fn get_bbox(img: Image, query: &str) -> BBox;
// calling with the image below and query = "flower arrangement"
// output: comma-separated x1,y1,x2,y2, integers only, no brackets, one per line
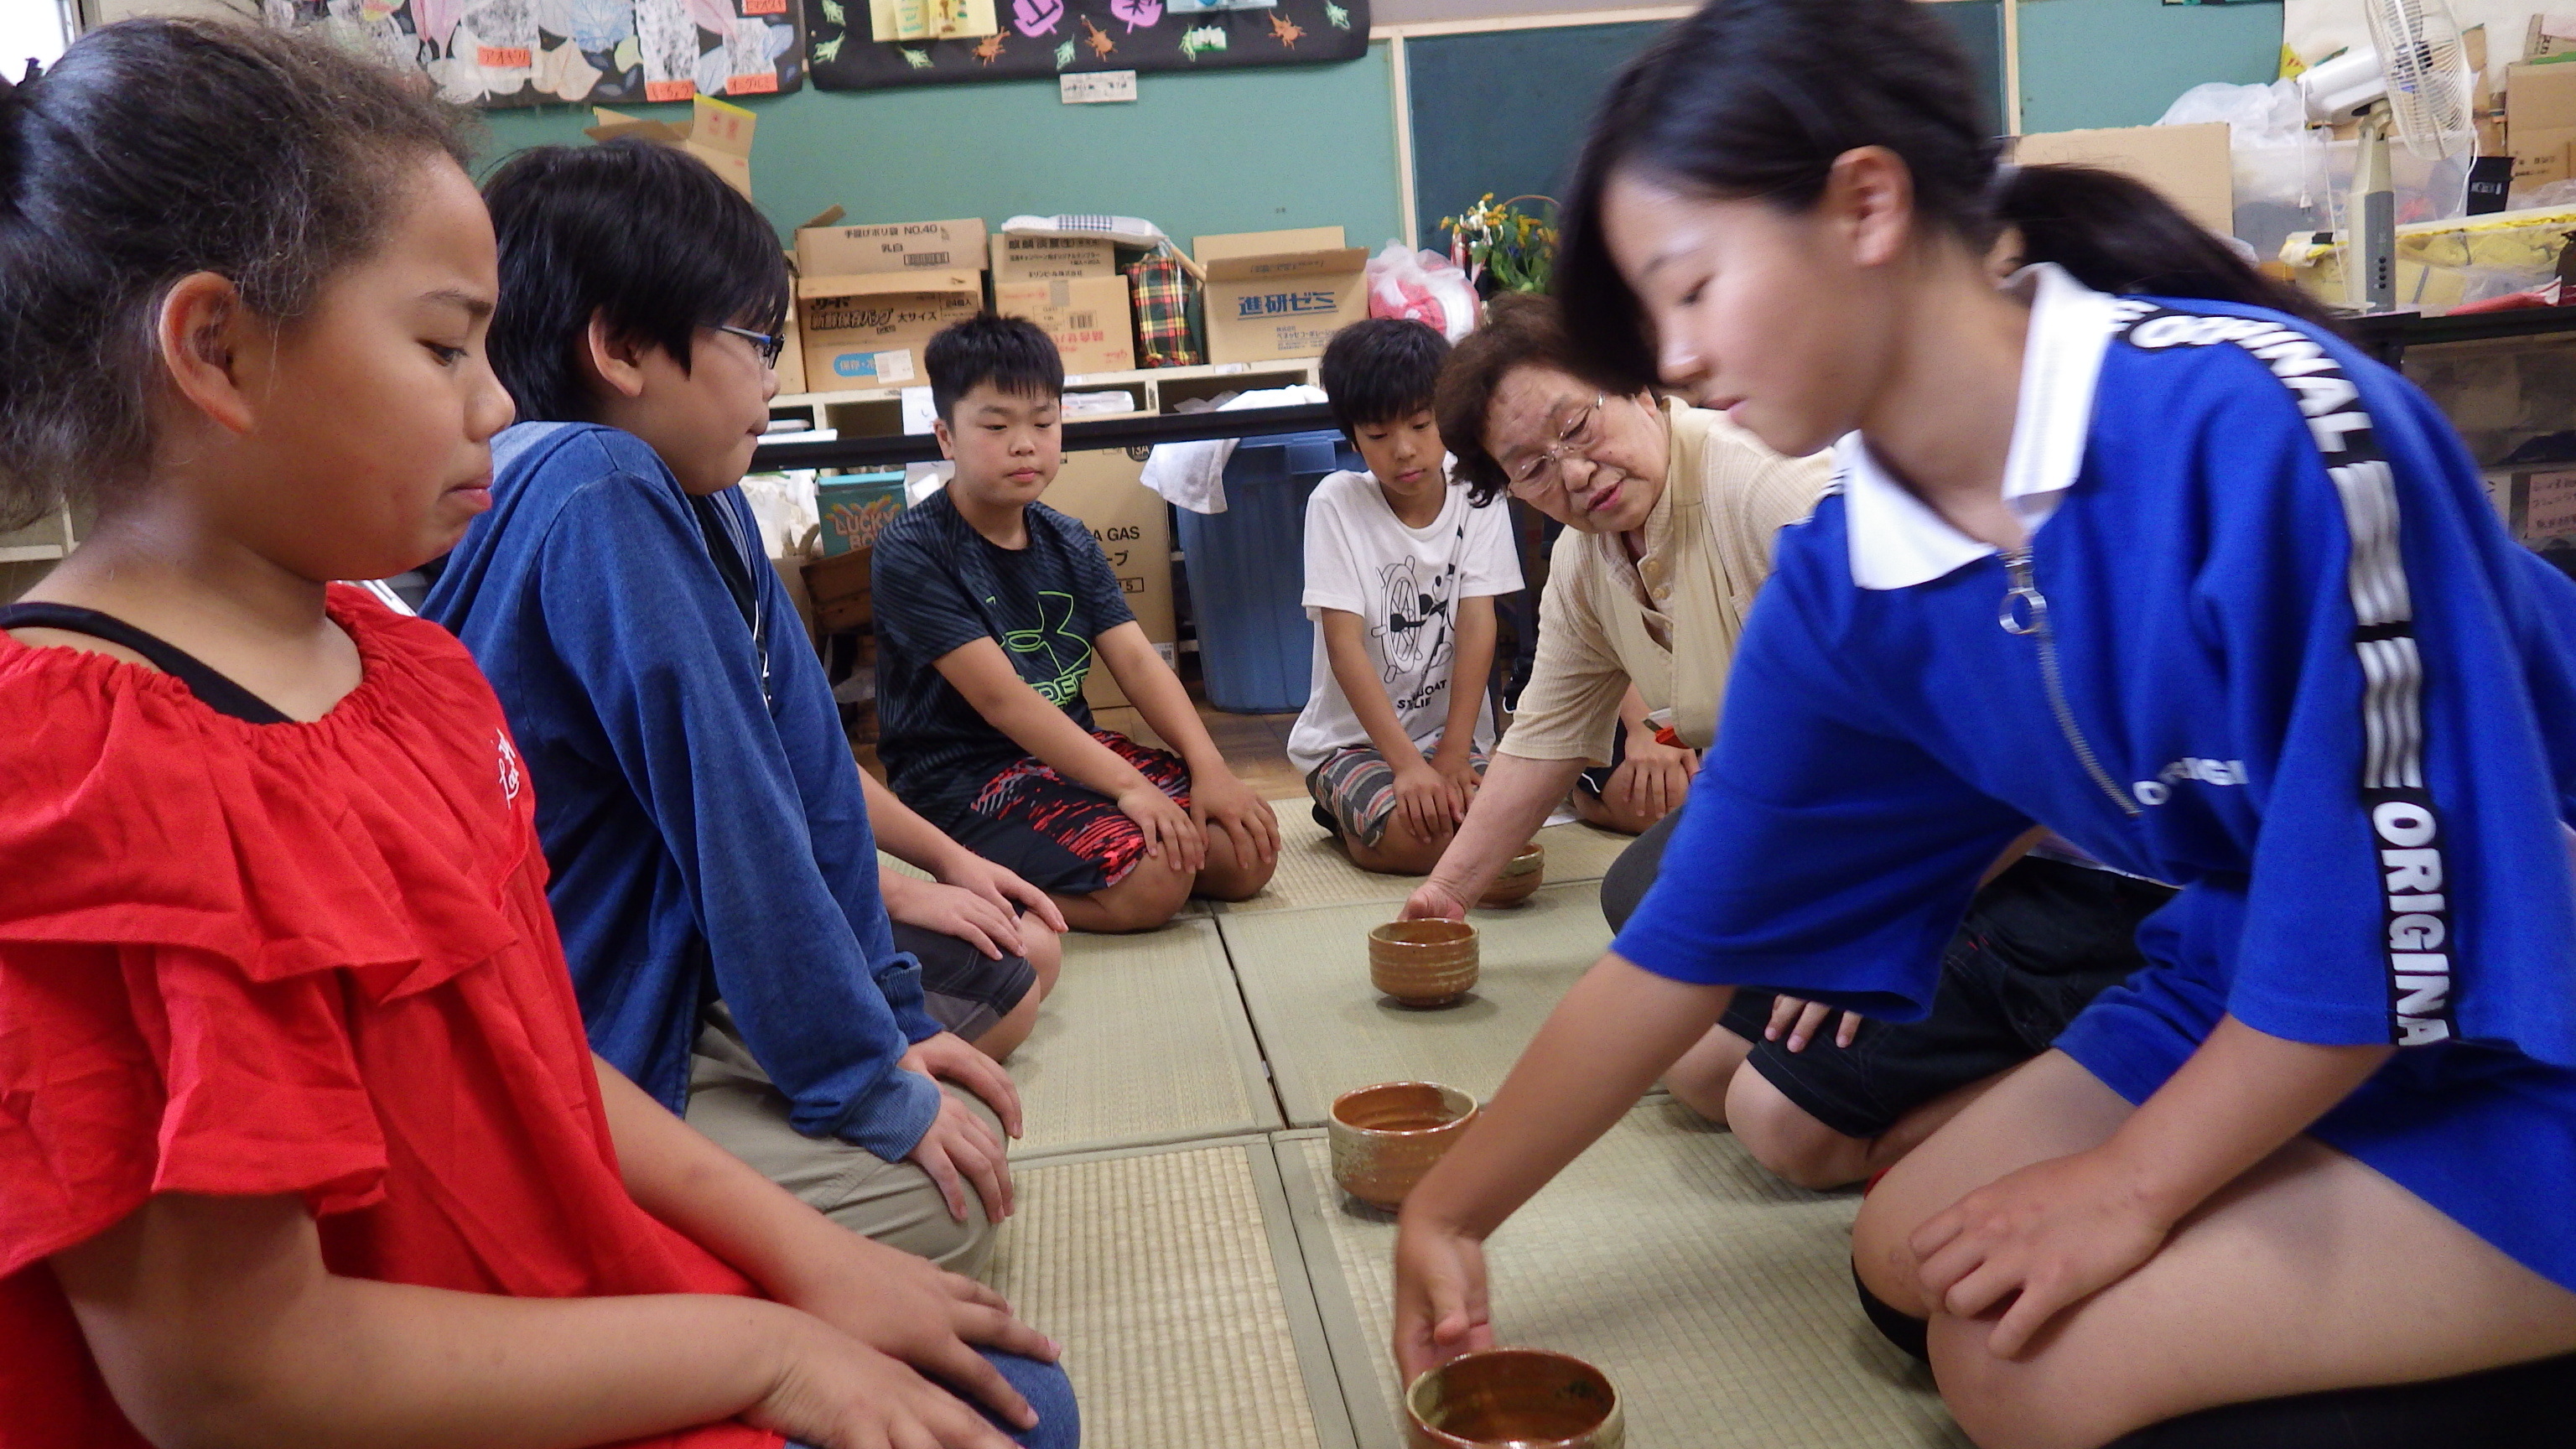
1440,193,1558,295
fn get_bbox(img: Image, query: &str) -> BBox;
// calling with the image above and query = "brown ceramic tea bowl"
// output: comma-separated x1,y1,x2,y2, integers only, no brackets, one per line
1405,1348,1624,1449
1476,841,1546,908
1327,1081,1478,1210
1369,918,1479,1007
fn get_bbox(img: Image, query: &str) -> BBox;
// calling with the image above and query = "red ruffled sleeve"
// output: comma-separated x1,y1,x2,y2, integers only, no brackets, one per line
0,591,777,1449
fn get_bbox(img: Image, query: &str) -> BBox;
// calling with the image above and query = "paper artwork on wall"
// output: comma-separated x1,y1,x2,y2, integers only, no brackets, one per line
261,0,805,106
803,0,1359,87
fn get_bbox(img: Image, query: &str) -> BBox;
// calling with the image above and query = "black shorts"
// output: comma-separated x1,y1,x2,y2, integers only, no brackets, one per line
1574,725,1629,799
1718,855,2179,1140
892,922,1041,1041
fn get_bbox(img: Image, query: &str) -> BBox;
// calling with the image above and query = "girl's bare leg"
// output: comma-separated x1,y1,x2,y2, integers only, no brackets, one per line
1855,1051,2576,1449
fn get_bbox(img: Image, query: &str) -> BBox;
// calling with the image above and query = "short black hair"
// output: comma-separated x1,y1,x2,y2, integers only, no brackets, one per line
1322,318,1450,442
480,141,790,423
927,313,1062,423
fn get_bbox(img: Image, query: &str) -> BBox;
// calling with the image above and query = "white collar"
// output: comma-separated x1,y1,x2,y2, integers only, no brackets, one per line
1836,263,2122,590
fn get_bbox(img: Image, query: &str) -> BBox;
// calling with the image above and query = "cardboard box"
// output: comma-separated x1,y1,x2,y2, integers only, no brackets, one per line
2511,128,2576,190
991,234,1119,281
995,276,1136,376
1194,226,1369,365
2509,60,2576,134
797,211,989,278
775,284,808,397
585,96,757,200
815,472,908,556
798,272,982,391
2012,123,2234,237
1043,449,1175,708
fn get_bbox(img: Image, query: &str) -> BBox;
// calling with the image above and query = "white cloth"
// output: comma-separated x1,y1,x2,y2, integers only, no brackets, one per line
1285,470,1524,773
1138,385,1328,513
1836,262,2121,590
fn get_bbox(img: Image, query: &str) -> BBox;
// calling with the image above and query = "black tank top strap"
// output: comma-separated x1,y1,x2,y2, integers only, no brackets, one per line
0,603,294,724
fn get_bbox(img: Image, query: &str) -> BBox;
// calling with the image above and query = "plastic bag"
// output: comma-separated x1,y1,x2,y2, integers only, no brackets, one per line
2158,79,2325,257
1365,242,1479,341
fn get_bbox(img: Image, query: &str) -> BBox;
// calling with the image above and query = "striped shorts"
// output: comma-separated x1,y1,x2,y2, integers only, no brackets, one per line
1304,742,1489,849
954,730,1194,895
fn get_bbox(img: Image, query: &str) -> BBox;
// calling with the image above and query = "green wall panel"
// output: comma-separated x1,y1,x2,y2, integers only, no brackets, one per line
475,41,1403,252
2018,0,2283,133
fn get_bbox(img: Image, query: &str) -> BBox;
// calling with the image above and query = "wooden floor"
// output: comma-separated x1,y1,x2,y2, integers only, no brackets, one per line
1092,700,1308,798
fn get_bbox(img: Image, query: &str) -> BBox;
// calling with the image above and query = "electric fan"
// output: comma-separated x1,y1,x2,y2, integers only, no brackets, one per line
2298,0,2473,311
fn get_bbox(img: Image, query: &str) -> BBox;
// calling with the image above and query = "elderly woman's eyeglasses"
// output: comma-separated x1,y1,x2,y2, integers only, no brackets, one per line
714,323,785,366
1505,395,1607,500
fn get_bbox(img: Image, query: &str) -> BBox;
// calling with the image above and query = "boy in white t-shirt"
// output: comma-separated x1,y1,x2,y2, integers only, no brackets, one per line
1290,319,1525,875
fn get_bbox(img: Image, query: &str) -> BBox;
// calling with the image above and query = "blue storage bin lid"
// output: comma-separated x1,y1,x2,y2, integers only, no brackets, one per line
1225,428,1355,483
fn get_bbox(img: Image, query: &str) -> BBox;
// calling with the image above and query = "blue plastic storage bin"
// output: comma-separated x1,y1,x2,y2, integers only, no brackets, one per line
1176,429,1363,714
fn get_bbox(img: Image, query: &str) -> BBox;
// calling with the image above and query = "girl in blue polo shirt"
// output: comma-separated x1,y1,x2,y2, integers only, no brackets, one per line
1390,1,2576,1443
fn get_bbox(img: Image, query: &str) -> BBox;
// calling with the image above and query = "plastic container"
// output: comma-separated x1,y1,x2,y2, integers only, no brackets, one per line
1176,428,1361,713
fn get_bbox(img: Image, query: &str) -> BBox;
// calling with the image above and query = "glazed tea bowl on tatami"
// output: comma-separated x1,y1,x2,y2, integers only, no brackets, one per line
1476,840,1545,907
1327,1081,1478,1210
1405,1348,1624,1449
1368,918,1479,1006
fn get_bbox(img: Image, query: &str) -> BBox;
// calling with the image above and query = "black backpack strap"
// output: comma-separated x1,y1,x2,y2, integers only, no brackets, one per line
0,603,293,724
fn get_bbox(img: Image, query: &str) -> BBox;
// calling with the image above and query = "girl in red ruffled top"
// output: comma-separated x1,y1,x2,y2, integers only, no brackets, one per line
0,21,1069,1449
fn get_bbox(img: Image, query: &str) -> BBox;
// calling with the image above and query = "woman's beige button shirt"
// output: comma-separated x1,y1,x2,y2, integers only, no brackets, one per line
1498,397,1833,763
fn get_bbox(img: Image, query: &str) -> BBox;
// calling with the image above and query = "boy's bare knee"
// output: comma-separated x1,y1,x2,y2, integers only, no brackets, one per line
1850,1188,1934,1319
1346,819,1448,876
1727,1070,1870,1190
1573,782,1659,837
1057,865,1189,932
1021,921,1062,995
1193,832,1276,901
973,985,1040,1062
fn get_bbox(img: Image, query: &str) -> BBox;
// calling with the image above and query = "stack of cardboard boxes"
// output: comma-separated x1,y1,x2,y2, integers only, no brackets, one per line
992,235,1135,376
792,211,988,393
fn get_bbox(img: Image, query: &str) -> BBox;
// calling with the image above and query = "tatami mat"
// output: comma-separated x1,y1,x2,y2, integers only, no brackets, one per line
988,1140,1354,1449
1219,881,1613,1128
1277,1102,1969,1449
1006,919,1280,1158
1218,802,1637,916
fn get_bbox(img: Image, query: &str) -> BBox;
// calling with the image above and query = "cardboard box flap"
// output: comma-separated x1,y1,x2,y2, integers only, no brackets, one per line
799,271,983,299
2011,123,2233,236
2510,61,2576,134
1194,226,1347,263
802,205,849,230
584,106,682,144
1202,247,1370,282
684,95,756,160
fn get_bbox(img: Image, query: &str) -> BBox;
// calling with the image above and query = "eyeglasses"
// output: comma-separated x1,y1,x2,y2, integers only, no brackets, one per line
714,323,785,366
1504,394,1607,500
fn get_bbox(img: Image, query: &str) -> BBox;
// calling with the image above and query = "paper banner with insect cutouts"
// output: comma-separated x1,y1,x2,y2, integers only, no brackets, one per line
803,0,1361,89
262,0,804,108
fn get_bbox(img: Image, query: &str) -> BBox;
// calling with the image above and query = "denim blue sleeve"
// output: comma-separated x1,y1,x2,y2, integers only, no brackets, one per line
534,480,940,1159
730,491,940,1044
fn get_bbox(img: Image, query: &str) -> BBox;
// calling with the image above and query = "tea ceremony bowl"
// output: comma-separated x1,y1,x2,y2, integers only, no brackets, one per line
1476,841,1546,908
1405,1348,1624,1449
1368,918,1480,1007
1327,1081,1478,1211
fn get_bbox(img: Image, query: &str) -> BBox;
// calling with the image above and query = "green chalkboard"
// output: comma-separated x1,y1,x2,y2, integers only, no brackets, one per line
1405,4,2003,250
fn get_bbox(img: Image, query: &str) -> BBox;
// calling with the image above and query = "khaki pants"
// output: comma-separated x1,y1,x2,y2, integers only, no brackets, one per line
685,1004,1000,1280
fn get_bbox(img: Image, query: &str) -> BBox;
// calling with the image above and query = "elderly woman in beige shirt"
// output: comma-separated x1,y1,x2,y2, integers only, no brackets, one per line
1401,295,1829,925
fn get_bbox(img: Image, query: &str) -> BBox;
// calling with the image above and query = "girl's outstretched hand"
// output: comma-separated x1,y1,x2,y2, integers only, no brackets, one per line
1393,1216,1496,1385
1906,1145,2177,1358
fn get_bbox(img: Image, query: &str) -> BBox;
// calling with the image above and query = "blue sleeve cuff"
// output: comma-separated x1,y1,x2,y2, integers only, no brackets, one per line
871,951,943,1043
828,1063,944,1161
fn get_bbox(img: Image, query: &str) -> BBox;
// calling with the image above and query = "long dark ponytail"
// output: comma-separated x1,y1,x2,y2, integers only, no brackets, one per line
1557,0,2331,388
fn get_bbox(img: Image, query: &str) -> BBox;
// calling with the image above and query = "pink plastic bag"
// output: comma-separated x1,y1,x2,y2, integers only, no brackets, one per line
1365,242,1479,340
